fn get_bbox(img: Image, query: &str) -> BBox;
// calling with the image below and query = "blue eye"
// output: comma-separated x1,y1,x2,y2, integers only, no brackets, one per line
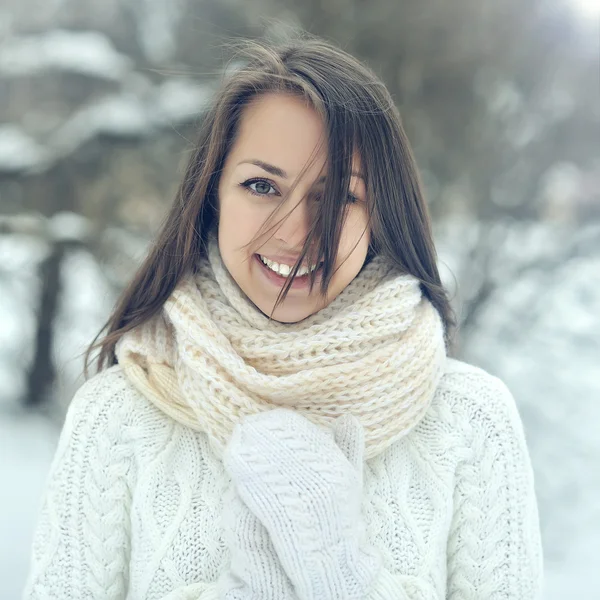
241,178,359,204
241,178,278,197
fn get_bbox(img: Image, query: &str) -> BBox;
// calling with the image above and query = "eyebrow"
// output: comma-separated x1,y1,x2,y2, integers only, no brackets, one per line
237,159,365,182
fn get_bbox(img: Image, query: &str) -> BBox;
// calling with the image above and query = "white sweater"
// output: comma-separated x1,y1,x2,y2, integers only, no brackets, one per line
23,357,543,599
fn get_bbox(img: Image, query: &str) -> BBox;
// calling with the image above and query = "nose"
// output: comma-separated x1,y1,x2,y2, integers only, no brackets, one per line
273,195,312,250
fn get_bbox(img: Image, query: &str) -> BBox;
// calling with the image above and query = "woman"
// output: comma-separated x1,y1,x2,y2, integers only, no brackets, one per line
23,34,543,599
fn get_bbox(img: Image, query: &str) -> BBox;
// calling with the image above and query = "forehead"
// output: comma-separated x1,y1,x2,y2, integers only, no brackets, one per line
229,93,362,178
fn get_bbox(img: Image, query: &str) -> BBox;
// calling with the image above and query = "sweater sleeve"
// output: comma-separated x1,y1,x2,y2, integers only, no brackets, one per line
22,370,134,600
445,374,544,600
360,374,544,600
21,369,291,600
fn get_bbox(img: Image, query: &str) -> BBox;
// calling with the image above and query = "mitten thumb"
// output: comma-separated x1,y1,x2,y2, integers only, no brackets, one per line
333,413,365,484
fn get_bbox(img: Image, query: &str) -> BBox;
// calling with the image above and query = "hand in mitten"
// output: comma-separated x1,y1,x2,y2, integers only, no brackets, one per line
223,408,382,600
217,478,297,599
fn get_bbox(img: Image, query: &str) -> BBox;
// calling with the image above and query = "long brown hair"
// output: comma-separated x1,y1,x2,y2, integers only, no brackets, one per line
85,32,456,375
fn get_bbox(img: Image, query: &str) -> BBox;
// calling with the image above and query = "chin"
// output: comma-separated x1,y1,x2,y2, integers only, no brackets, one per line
259,303,313,324
247,292,317,323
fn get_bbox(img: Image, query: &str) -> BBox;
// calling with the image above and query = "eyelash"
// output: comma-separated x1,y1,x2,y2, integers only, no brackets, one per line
240,178,359,204
240,178,279,198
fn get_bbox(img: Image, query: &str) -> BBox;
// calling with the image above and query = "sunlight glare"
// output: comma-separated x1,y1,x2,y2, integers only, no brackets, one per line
571,0,600,18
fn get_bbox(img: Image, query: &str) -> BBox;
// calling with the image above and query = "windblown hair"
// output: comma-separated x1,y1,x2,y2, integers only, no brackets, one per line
85,32,456,375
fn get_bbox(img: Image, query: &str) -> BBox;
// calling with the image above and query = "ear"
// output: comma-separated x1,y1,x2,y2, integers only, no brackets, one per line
333,413,365,474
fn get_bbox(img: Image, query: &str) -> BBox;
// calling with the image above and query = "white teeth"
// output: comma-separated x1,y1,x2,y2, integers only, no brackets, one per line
259,255,320,277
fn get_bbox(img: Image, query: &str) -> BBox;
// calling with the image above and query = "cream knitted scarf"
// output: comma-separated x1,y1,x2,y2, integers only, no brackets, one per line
115,231,447,461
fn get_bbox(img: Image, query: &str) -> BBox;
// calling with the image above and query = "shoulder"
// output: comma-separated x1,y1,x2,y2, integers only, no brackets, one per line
430,357,529,446
70,364,149,418
437,357,520,416
64,365,171,448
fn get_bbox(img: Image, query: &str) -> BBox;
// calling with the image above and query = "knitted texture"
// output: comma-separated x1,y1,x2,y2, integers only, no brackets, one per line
23,359,544,599
223,408,383,600
216,481,297,599
115,229,447,461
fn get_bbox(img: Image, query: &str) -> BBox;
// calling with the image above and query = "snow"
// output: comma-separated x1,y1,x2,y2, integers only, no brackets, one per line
154,79,214,126
0,30,132,80
0,28,212,175
50,93,154,156
36,81,211,161
47,211,94,243
0,233,48,408
135,0,185,64
53,248,118,406
0,409,58,600
0,125,49,174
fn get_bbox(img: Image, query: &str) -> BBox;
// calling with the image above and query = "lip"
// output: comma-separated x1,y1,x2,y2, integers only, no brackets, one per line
254,254,323,290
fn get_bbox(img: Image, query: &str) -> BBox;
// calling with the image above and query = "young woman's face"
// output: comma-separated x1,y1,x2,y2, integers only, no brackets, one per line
217,92,370,323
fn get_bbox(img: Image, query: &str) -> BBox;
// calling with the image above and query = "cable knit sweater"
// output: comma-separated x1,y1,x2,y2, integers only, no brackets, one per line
22,357,543,599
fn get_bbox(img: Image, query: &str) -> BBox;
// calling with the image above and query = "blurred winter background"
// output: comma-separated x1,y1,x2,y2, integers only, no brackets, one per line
0,0,598,598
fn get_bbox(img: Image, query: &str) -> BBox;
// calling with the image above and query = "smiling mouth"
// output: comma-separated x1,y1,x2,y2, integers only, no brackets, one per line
257,254,323,277
254,254,324,289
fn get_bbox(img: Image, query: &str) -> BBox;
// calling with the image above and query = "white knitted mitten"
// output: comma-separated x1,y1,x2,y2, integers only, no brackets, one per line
217,479,297,599
223,408,382,600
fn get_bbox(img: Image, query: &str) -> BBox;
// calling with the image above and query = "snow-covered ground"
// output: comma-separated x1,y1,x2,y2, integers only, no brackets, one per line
1,409,58,600
1,219,599,599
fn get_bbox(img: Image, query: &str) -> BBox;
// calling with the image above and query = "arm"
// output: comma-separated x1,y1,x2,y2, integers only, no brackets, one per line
22,374,134,600
22,369,296,600
155,480,297,600
22,373,296,600
364,375,543,600
129,485,297,600
445,376,544,600
215,480,298,599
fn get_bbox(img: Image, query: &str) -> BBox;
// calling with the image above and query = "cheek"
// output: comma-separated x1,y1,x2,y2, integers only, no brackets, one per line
338,207,370,260
219,189,273,247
